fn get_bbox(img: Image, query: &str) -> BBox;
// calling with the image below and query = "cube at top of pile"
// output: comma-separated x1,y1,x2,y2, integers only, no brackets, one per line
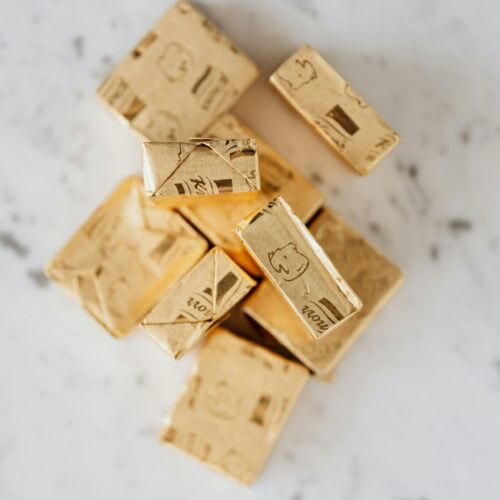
97,1,259,141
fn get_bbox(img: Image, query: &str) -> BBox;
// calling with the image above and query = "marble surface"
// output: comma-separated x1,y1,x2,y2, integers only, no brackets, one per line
1,0,499,498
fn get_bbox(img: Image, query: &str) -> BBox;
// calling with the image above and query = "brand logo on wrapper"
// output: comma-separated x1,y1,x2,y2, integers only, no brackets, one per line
301,297,345,333
326,104,360,136
173,176,234,195
157,42,194,82
175,271,240,322
191,66,231,112
268,242,309,282
277,58,317,91
207,380,243,420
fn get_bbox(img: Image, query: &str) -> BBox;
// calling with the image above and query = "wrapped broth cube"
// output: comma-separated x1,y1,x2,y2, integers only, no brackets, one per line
141,247,255,358
142,138,260,205
161,327,308,484
236,197,362,340
270,44,399,174
243,207,403,375
45,177,208,337
97,1,259,141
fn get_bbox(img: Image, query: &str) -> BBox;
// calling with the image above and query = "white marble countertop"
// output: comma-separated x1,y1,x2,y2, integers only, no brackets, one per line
1,0,499,498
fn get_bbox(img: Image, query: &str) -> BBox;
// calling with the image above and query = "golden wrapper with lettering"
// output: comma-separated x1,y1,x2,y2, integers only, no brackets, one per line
97,1,259,141
142,138,260,205
270,44,399,175
179,113,324,275
236,197,362,340
161,327,308,484
243,208,403,375
45,177,208,337
141,247,255,359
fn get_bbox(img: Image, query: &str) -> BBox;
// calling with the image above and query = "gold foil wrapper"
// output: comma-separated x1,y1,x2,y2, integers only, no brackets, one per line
243,208,403,375
236,197,362,340
270,45,399,175
142,247,255,358
97,1,259,141
161,327,308,484
179,113,324,275
142,138,260,205
45,177,208,337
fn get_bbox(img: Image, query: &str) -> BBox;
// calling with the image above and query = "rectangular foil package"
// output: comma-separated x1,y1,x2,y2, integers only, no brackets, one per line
97,1,259,141
142,138,260,205
236,197,362,340
141,247,255,359
179,113,324,275
269,44,399,175
161,327,308,484
243,208,403,375
45,177,208,337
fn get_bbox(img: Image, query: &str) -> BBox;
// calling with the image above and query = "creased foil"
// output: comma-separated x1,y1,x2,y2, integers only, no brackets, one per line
243,208,403,375
142,138,260,205
237,197,363,340
45,177,208,337
179,113,324,275
142,247,255,358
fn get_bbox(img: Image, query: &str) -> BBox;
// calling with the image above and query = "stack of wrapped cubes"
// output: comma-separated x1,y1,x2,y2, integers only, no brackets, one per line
45,1,403,485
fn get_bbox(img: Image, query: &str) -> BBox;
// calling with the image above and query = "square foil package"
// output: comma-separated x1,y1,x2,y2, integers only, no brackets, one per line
141,247,256,359
236,197,362,340
45,177,208,337
161,328,308,484
142,138,260,205
179,113,324,275
243,208,403,375
97,1,259,141
270,44,399,175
